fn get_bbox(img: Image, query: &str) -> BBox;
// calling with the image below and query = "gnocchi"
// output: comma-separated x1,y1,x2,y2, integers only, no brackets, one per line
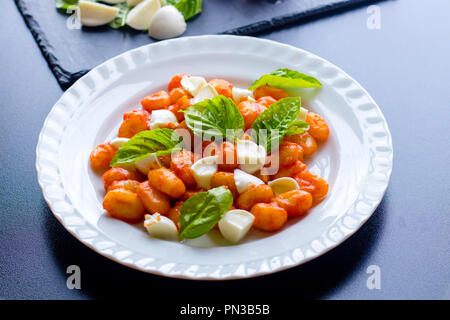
92,72,330,244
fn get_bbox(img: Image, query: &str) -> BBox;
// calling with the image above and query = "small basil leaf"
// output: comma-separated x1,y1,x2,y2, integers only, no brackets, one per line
249,68,322,90
207,186,234,213
285,120,310,136
182,95,244,141
251,97,302,151
109,2,130,29
56,0,97,13
110,128,182,167
166,0,202,20
179,187,233,239
55,0,78,12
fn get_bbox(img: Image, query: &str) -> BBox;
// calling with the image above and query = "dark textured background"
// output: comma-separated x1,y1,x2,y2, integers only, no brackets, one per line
0,0,449,299
15,0,378,89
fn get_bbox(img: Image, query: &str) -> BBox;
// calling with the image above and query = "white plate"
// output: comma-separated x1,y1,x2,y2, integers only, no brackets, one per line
36,35,393,279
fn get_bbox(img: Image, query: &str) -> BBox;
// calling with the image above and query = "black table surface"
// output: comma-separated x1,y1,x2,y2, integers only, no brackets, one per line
1,0,449,300
17,0,374,89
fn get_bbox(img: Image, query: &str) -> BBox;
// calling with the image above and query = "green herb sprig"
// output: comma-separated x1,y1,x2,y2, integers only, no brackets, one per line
110,128,182,167
179,187,233,239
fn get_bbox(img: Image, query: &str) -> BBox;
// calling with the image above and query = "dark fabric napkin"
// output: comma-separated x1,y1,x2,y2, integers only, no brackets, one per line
15,0,376,89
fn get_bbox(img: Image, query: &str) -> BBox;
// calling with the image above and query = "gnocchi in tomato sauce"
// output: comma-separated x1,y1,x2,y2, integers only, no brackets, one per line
90,70,329,244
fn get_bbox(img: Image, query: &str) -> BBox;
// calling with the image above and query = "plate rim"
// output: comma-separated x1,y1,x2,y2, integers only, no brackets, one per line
35,35,393,280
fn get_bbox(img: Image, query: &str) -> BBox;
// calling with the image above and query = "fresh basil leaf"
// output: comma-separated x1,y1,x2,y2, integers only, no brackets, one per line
251,97,308,151
55,0,78,12
179,187,233,239
285,120,310,136
208,187,235,213
109,2,130,29
110,128,183,167
182,95,244,141
249,68,322,90
166,0,202,20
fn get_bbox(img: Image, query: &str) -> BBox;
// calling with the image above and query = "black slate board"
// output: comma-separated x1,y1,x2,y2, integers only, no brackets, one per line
16,0,377,90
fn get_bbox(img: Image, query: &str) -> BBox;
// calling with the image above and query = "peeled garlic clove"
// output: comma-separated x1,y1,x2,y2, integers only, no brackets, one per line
218,209,254,243
126,0,161,30
128,0,164,6
149,6,187,40
102,0,127,4
77,1,120,27
127,0,144,6
268,177,300,196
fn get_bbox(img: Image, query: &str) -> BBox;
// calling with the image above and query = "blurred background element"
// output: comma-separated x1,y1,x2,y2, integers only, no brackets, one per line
15,0,380,89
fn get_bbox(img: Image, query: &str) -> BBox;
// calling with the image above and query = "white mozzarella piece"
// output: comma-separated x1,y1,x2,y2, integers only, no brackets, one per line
233,169,264,194
190,156,218,189
110,137,129,149
218,209,254,243
144,213,178,240
181,76,207,96
268,177,300,196
77,1,119,27
134,153,162,175
232,87,253,103
236,139,267,174
149,6,187,40
297,107,309,122
126,0,160,30
149,109,179,130
192,84,218,104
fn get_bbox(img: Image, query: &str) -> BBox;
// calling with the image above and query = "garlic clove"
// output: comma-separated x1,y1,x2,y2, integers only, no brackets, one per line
149,6,187,40
77,1,120,27
126,0,161,30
